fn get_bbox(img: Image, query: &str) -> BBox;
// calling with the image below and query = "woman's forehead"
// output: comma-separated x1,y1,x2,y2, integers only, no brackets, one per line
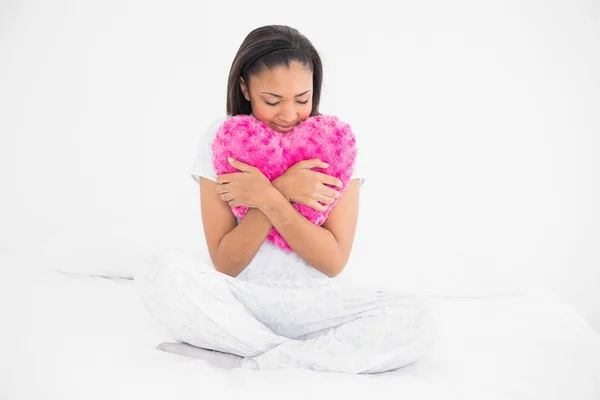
250,62,313,91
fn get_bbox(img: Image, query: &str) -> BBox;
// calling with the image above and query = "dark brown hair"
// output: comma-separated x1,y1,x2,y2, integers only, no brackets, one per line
226,25,323,117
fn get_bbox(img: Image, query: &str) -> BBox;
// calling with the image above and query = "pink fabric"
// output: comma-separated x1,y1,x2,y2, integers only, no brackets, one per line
212,114,357,252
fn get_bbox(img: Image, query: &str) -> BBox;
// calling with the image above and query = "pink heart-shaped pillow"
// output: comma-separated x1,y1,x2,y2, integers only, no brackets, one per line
212,114,357,252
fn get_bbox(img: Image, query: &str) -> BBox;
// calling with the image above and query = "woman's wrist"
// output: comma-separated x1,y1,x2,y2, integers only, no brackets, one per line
258,186,288,214
246,207,271,224
271,177,290,201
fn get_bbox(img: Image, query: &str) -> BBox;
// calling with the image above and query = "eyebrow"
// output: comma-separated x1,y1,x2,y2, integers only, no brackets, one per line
260,90,311,98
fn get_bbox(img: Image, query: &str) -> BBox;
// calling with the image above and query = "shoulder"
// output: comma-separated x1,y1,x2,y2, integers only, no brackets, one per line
194,115,231,152
203,115,231,140
189,115,231,183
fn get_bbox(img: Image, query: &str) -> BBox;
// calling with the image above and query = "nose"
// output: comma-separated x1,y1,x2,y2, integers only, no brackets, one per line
278,103,297,124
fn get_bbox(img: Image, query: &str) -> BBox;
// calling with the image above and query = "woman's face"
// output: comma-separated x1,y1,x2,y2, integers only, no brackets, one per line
240,61,313,133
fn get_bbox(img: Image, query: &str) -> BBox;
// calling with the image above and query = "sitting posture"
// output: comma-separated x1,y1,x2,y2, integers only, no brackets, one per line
135,24,435,374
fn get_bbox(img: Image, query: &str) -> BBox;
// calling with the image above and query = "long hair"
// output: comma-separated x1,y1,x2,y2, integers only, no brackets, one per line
226,25,323,117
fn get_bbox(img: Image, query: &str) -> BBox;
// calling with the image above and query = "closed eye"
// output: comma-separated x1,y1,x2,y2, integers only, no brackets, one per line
266,100,309,106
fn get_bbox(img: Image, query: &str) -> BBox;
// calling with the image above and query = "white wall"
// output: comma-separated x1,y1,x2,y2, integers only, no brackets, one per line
1,0,599,332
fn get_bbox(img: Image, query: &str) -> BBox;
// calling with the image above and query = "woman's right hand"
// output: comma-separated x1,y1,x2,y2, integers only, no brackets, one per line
272,159,344,212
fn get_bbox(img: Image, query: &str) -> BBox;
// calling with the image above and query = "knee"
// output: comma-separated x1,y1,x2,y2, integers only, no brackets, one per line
134,251,213,317
135,251,212,290
134,252,219,339
385,295,436,344
134,251,176,317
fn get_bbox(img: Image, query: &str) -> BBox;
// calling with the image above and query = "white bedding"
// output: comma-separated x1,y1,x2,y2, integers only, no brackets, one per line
1,254,599,400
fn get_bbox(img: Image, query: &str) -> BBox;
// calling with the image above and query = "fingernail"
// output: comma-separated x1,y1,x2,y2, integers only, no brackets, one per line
228,157,233,163
323,163,329,168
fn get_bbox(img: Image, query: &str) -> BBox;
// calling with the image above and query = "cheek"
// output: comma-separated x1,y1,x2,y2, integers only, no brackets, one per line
299,108,312,119
252,104,276,120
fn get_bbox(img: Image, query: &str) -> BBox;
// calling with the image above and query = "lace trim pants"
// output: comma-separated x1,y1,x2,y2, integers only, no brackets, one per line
135,252,436,374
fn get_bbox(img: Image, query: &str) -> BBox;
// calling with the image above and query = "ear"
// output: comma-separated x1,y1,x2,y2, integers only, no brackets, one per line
239,77,250,102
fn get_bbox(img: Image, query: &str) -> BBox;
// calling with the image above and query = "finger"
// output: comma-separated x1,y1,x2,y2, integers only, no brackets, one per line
316,193,336,205
228,157,254,172
216,184,230,194
320,186,340,200
309,200,328,212
301,158,329,169
217,172,247,184
219,193,234,202
216,173,237,184
315,172,343,188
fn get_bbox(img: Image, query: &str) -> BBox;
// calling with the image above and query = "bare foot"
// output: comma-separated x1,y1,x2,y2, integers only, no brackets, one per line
156,342,242,369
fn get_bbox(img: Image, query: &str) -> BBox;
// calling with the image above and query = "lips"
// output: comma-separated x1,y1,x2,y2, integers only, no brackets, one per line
272,123,296,132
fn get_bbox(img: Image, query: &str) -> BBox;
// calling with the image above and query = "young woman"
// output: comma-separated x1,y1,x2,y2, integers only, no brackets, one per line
136,24,435,374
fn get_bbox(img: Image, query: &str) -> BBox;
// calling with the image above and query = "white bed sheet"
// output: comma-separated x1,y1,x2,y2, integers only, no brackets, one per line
1,254,599,400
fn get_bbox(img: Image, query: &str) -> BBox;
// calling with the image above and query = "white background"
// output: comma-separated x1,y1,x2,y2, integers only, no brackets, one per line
1,1,598,332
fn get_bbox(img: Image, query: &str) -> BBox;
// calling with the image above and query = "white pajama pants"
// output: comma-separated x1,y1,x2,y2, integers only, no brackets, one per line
135,252,436,374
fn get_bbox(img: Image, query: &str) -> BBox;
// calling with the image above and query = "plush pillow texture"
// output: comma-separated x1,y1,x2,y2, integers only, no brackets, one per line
211,114,357,252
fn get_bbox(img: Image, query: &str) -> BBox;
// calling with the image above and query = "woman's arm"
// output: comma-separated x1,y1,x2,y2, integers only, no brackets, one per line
213,158,361,277
259,179,361,277
199,177,273,277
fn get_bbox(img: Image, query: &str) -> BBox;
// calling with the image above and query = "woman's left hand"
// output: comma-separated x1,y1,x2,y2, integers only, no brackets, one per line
216,158,277,209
